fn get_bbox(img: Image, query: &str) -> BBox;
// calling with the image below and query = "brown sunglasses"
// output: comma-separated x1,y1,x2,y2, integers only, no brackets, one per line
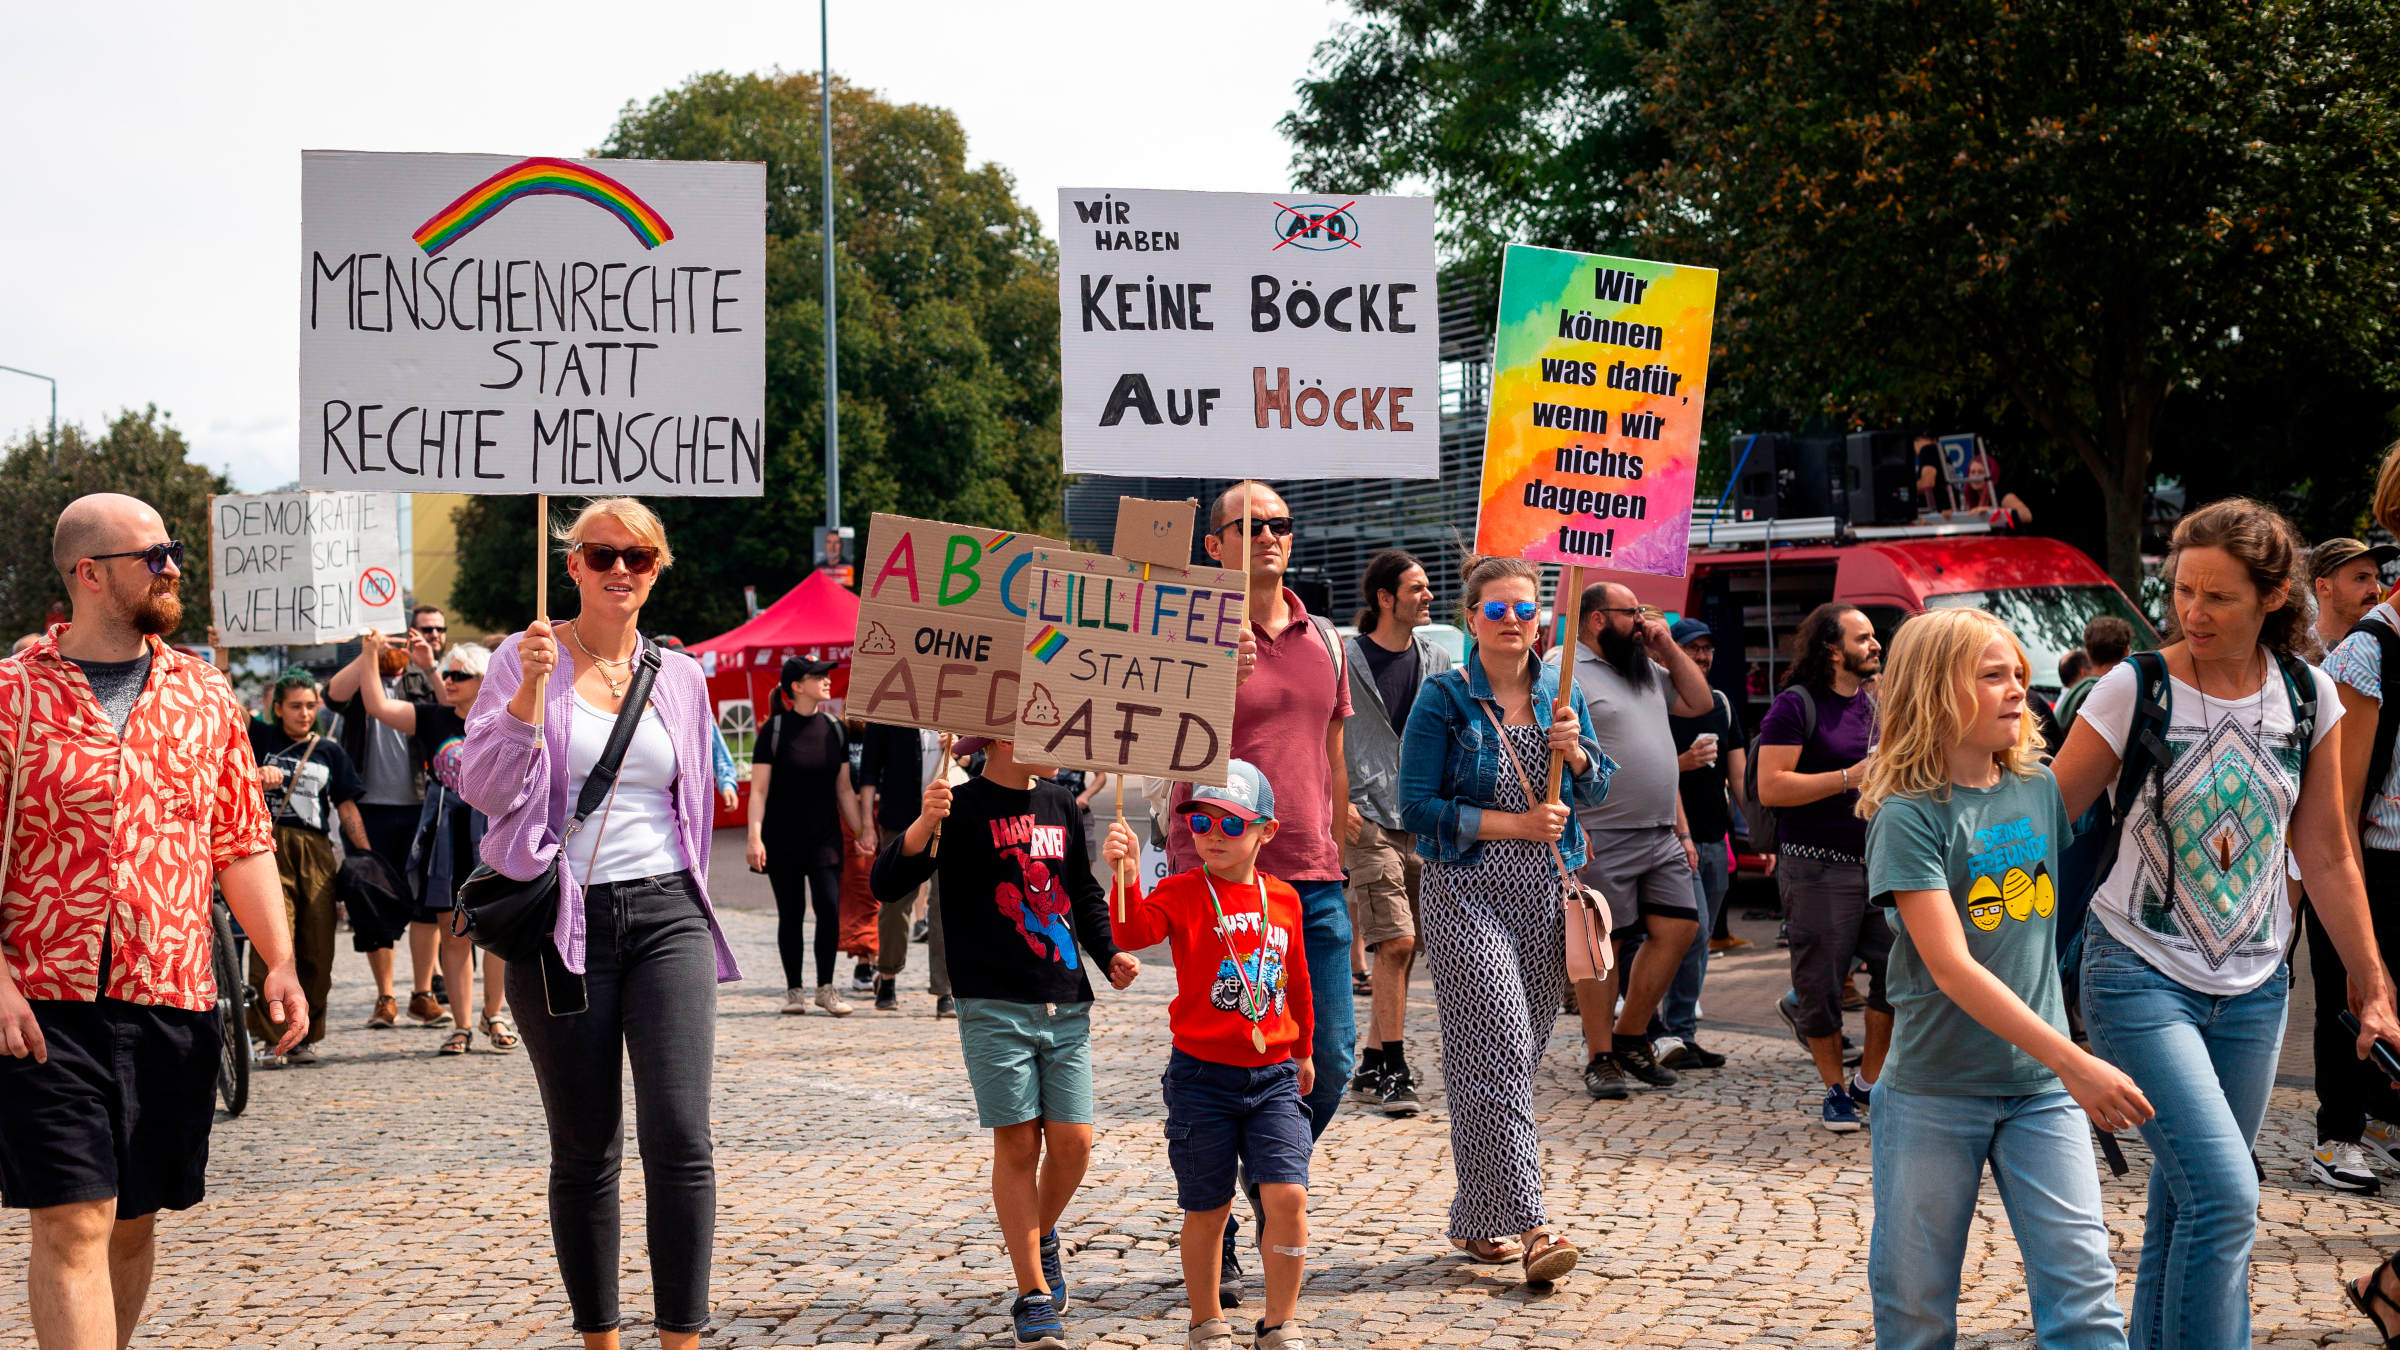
578,543,659,575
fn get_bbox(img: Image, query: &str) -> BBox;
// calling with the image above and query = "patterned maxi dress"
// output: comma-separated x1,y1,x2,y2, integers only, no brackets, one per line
1421,720,1570,1241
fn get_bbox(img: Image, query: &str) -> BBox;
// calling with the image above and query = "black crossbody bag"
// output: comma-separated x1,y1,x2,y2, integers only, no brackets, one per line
452,641,664,977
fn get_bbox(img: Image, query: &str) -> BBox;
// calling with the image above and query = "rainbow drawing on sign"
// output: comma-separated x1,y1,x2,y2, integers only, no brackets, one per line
986,532,1020,553
1473,245,1717,577
1028,626,1069,663
412,157,673,256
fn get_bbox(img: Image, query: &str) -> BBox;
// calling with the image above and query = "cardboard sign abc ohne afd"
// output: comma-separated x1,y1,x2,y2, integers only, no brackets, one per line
210,491,407,646
848,514,1071,739
299,150,765,497
1019,549,1242,786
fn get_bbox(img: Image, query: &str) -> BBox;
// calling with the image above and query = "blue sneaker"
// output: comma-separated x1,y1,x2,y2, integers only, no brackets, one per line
1040,1228,1069,1314
1822,1085,1861,1133
1011,1290,1067,1350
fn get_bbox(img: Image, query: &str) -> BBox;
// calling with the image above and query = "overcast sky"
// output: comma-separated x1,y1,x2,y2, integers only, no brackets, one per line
0,1,1356,491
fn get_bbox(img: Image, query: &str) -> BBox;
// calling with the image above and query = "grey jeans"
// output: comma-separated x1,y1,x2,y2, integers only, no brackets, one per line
507,869,719,1335
876,875,949,995
1776,852,1892,1040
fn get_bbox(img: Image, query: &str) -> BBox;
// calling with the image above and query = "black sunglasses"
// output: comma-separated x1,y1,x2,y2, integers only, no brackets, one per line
439,670,478,684
88,541,184,575
414,624,447,637
1217,516,1296,539
579,543,659,575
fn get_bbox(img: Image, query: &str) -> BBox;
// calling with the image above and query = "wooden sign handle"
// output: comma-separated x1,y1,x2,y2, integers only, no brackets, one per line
1112,773,1133,923
930,732,955,858
531,493,550,733
1547,564,1585,803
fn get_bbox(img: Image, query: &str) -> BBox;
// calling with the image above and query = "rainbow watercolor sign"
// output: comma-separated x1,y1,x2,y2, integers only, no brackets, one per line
412,157,672,256
1473,245,1718,576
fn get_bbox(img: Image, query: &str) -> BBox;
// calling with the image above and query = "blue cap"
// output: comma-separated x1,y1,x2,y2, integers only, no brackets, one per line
1188,758,1275,822
1670,618,1714,646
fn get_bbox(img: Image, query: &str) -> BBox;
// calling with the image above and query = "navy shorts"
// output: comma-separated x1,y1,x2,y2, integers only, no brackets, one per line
0,998,219,1217
1161,1047,1312,1211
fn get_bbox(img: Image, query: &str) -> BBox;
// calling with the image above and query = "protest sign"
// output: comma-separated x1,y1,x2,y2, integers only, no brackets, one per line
210,491,407,645
1474,244,1718,577
1057,187,1440,480
849,515,1070,739
1017,548,1242,785
299,151,766,496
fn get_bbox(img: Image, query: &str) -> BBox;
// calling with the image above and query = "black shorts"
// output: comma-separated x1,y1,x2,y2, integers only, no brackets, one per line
0,998,220,1216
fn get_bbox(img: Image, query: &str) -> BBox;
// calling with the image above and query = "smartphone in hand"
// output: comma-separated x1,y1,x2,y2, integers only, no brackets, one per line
2339,1010,2400,1082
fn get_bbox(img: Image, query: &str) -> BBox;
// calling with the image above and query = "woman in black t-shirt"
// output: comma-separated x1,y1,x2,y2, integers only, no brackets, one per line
357,635,514,1055
746,657,867,1014
246,670,371,1064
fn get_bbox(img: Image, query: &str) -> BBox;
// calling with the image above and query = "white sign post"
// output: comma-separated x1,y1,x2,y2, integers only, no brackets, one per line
210,491,408,646
299,151,767,497
1057,188,1440,480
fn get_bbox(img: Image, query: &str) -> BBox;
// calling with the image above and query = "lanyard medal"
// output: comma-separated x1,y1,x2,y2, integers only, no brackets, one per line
1200,870,1273,1054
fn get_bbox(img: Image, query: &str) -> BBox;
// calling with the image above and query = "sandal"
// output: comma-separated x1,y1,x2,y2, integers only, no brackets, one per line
2345,1252,2400,1347
1521,1229,1580,1285
439,1027,473,1056
479,1013,519,1052
1449,1236,1520,1264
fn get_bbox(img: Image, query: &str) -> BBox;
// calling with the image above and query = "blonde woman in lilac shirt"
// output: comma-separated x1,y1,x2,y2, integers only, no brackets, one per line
457,497,741,1350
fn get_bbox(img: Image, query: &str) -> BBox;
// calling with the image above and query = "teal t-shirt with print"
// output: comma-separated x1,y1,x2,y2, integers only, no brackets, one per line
1866,766,2071,1096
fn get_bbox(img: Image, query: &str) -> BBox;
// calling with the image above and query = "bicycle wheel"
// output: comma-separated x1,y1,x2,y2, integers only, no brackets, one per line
211,900,249,1117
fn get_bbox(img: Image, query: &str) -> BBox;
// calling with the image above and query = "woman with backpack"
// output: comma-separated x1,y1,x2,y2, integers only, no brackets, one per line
2052,496,2400,1348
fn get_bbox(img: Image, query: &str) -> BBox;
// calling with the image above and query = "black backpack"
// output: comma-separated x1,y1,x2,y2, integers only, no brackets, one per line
2345,616,2400,826
1741,685,1817,855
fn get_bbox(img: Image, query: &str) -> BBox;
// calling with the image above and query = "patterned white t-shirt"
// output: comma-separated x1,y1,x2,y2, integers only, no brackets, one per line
2076,653,2342,995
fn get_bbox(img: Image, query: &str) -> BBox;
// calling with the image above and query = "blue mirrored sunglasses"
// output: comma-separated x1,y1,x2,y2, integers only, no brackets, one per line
1481,599,1540,622
1186,811,1248,838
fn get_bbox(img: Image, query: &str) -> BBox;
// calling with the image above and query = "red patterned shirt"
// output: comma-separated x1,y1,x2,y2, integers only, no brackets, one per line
0,627,273,1010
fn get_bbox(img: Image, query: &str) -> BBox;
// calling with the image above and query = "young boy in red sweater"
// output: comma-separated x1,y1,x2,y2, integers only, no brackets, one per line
1102,759,1314,1350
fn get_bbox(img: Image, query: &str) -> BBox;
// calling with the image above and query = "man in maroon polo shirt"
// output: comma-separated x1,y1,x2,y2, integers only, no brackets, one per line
1167,480,1354,1309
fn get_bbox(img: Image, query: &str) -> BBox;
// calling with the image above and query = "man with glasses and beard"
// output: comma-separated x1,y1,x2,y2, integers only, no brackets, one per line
1756,603,1892,1133
0,494,306,1348
1547,583,1715,1100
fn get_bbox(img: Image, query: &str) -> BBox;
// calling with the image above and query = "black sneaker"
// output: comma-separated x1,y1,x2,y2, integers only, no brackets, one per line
935,995,957,1018
1348,1061,1388,1106
874,977,898,1012
1379,1066,1422,1117
911,916,931,943
1039,1228,1070,1313
1583,1053,1629,1100
1659,1039,1726,1070
1776,989,1807,1049
850,961,877,995
1776,920,1790,948
1009,1291,1067,1350
1612,1039,1679,1088
1218,1232,1244,1308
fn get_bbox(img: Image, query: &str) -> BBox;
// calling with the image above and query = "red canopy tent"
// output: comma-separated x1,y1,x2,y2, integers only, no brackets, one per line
687,571,859,822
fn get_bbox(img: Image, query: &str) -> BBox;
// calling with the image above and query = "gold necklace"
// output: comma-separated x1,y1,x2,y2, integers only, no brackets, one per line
566,619,635,698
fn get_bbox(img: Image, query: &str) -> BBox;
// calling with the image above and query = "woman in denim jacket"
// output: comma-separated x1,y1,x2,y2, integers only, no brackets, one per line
1399,556,1611,1286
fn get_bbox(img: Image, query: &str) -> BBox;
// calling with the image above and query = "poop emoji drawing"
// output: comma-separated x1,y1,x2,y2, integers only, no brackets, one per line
1021,682,1063,728
857,621,897,655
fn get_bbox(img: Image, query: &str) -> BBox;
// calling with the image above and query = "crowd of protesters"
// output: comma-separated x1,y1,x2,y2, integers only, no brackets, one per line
20,465,2400,1350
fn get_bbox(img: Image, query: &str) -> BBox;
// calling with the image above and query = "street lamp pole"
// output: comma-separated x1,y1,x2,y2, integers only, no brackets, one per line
0,365,58,467
820,0,840,535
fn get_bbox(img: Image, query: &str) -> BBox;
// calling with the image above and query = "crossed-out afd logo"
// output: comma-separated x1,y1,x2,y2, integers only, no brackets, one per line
1271,200,1362,251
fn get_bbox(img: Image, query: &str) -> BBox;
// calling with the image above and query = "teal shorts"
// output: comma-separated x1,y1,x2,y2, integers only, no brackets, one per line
953,998,1095,1128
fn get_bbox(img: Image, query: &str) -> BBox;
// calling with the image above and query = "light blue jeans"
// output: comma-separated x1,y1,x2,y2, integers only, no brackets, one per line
1293,878,1358,1137
1658,835,1730,1042
1869,1085,2125,1350
2080,921,2287,1350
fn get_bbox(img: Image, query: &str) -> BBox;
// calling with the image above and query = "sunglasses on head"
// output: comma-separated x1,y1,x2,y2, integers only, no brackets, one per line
1481,599,1540,622
1186,811,1249,838
578,543,659,575
439,669,477,684
1217,516,1295,539
88,541,184,575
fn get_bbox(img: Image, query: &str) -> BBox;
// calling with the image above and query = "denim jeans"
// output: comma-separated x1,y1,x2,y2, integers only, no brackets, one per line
507,870,720,1335
1657,836,1729,1042
1294,878,1357,1137
2080,921,2287,1350
1869,1085,2125,1350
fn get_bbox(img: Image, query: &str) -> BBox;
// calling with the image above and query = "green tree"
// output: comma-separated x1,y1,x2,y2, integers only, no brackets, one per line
448,71,1064,638
0,407,230,641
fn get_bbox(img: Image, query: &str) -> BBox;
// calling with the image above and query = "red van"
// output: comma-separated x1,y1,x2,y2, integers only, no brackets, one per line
1604,521,2158,881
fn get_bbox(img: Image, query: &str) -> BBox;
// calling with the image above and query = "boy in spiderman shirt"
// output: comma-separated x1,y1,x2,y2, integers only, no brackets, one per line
1102,759,1314,1350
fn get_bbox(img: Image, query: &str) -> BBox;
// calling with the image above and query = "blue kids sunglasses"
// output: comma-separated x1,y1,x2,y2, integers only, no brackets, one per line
1481,599,1540,622
1187,811,1249,838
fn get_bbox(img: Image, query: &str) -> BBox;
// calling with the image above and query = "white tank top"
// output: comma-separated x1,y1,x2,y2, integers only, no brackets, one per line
564,689,687,886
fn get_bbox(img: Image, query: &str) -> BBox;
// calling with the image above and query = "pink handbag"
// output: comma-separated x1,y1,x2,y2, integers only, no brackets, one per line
1479,699,1615,981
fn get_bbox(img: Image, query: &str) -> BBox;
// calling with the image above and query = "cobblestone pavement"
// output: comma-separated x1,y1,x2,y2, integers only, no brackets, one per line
2,894,2396,1348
